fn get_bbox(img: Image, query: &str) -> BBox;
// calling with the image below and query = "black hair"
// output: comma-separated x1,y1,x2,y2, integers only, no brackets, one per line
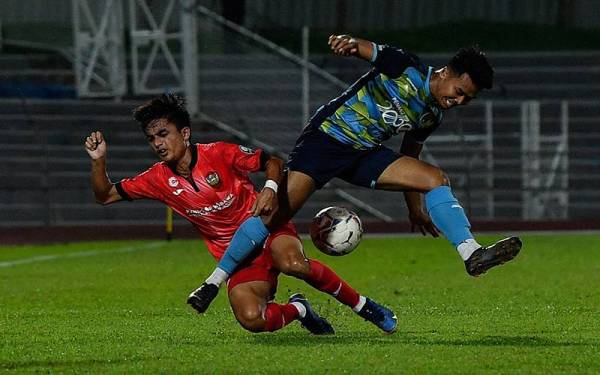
133,93,191,132
448,45,493,90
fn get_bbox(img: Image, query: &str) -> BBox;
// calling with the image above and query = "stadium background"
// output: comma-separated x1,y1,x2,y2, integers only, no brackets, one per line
2,1,600,373
0,0,599,240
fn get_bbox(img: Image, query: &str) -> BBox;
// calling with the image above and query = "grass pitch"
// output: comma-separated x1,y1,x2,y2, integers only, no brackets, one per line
2,234,600,373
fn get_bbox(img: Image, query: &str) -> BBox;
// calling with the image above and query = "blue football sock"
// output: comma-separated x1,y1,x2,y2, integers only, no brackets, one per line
425,186,474,247
217,216,270,275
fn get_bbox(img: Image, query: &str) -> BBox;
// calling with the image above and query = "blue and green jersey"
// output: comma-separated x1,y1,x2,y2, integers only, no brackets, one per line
312,45,442,150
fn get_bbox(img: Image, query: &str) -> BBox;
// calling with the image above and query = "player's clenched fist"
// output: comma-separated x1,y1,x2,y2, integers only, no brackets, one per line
85,131,107,160
328,34,358,56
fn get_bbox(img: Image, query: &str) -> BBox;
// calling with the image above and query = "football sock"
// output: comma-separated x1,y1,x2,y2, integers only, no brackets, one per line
425,186,475,248
216,216,269,276
352,295,367,313
263,303,300,332
205,267,229,286
289,302,307,318
305,260,360,308
456,238,482,261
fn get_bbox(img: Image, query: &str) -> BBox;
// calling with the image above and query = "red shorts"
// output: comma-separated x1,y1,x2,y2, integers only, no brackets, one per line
227,221,298,294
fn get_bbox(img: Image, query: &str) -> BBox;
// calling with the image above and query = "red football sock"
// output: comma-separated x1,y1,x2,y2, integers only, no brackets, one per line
305,259,360,308
263,303,300,332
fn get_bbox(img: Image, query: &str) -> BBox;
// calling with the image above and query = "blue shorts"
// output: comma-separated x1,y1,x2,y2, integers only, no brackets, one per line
287,125,400,190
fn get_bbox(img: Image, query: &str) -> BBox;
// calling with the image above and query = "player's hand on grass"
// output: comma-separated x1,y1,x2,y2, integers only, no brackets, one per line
409,210,440,237
250,187,278,217
328,34,358,57
85,131,107,160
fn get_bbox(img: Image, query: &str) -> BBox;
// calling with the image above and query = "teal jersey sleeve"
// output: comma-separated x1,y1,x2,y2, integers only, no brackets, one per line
314,45,442,150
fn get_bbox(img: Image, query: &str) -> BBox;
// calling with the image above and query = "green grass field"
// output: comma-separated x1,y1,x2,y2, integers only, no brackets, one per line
2,234,600,373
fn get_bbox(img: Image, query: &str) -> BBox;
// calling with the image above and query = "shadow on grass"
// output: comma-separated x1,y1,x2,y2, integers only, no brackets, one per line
1,356,149,371
252,332,596,348
401,335,595,348
251,331,398,346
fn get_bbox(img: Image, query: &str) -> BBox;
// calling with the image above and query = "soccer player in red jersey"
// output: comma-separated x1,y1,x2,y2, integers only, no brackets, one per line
84,94,397,334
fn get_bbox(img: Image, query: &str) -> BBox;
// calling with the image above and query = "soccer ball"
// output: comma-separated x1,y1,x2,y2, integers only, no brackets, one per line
309,206,363,256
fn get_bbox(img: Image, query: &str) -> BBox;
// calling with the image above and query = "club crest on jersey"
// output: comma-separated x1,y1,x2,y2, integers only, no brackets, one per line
168,177,179,187
205,172,220,186
239,145,255,154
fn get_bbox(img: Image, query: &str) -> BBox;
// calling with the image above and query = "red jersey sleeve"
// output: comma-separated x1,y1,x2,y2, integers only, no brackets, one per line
216,142,263,174
115,164,162,201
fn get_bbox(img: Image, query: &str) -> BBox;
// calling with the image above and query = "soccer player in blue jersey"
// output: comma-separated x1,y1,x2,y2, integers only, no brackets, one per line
188,34,522,313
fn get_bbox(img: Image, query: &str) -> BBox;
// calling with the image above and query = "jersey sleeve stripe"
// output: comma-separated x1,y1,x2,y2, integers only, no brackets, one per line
115,181,133,201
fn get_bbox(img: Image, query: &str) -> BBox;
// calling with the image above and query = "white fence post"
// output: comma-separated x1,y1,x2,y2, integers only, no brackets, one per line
485,100,494,219
521,100,541,219
560,101,570,218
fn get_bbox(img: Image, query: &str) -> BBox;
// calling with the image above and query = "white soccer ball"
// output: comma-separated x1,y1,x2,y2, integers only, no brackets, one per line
309,206,363,256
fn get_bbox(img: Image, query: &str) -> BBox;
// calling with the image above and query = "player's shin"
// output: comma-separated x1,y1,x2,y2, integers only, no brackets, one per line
425,186,481,260
304,260,362,309
207,216,270,286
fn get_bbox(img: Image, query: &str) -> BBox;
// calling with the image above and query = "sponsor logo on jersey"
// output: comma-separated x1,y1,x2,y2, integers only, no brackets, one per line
205,172,220,186
168,177,179,187
186,193,235,217
173,189,184,196
239,145,255,154
376,99,413,133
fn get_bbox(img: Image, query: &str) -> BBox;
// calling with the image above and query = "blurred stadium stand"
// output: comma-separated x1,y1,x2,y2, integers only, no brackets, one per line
1,0,599,237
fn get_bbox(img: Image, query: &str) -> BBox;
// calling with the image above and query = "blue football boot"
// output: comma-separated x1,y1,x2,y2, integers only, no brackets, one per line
358,298,398,333
289,293,335,335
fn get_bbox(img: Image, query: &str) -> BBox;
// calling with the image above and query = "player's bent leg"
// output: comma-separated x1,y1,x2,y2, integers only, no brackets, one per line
270,235,397,333
228,281,272,332
376,155,522,276
228,280,334,335
197,170,318,308
375,155,448,192
229,280,299,333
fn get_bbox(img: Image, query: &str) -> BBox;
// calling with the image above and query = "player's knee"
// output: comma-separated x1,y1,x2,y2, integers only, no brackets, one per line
235,307,265,333
439,170,451,187
425,168,450,191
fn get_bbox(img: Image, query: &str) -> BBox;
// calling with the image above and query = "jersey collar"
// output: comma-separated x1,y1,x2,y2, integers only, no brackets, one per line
189,143,198,171
168,144,198,176
424,66,433,100
424,66,441,108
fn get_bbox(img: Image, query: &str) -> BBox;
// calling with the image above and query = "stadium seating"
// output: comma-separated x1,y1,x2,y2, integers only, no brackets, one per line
1,50,599,227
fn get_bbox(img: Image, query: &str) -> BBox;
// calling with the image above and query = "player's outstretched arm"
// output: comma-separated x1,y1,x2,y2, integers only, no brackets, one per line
328,34,375,61
250,154,284,217
84,131,122,205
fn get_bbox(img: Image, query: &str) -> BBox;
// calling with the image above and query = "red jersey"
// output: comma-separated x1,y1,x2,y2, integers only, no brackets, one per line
116,142,264,259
